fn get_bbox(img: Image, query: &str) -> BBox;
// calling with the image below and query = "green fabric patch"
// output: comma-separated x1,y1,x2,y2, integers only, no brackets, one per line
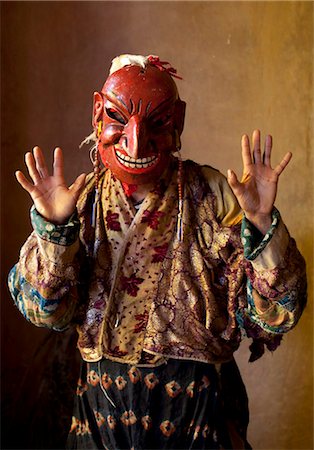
30,206,79,246
241,208,280,260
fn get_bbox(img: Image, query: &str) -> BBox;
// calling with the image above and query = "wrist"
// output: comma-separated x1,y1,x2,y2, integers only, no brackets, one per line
244,212,272,235
30,206,79,246
35,206,75,226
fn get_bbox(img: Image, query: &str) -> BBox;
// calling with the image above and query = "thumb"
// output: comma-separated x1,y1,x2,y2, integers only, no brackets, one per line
69,173,86,199
227,169,245,200
227,169,241,191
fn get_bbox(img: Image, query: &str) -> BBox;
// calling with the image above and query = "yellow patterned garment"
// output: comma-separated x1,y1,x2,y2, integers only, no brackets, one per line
8,159,307,364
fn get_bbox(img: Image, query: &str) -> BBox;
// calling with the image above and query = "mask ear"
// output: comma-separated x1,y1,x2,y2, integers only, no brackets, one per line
174,99,186,136
92,92,104,129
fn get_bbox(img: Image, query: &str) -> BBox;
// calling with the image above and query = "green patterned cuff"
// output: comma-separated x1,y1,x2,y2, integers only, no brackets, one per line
241,208,280,261
30,206,80,246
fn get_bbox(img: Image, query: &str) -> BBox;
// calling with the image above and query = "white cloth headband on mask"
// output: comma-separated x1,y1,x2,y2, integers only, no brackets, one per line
109,54,151,75
109,54,182,79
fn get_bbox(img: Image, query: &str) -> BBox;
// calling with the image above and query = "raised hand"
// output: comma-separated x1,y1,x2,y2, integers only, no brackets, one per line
227,130,292,234
16,146,86,224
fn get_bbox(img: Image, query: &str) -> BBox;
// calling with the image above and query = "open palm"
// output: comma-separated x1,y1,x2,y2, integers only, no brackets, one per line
16,146,86,224
227,130,292,232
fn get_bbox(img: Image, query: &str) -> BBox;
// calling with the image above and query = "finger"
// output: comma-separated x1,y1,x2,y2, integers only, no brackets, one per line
15,170,37,195
25,151,41,184
33,146,49,178
53,147,64,178
263,135,272,167
69,173,86,199
227,169,243,194
252,129,262,163
274,152,292,176
241,134,252,168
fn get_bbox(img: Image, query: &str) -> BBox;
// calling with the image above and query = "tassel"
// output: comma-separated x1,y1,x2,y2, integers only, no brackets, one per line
91,188,99,228
176,156,184,241
90,143,101,228
177,198,183,241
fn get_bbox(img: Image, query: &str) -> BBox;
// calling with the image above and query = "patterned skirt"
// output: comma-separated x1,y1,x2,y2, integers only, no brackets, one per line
66,357,251,450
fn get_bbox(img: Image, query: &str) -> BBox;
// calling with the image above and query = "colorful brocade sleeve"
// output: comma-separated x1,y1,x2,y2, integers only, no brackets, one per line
196,164,306,351
8,206,82,330
238,208,307,339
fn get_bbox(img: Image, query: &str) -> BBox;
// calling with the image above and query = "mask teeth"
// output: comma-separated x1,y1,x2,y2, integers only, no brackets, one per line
116,150,158,168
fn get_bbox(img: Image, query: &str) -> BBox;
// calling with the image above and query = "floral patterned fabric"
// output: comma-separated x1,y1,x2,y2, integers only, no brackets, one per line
8,158,307,365
66,357,252,450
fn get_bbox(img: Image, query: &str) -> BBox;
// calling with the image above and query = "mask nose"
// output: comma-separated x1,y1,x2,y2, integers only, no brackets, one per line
122,115,150,159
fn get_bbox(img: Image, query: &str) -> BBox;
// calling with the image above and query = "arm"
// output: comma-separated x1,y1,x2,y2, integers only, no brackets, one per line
227,131,306,345
240,209,306,335
8,210,83,329
8,146,87,329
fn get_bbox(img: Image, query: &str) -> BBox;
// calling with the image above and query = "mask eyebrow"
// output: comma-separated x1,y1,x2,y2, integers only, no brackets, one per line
148,96,176,118
105,90,130,113
130,99,134,114
138,99,142,114
129,98,142,114
145,101,152,115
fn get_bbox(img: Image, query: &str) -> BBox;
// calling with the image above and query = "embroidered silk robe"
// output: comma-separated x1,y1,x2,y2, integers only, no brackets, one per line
9,159,307,365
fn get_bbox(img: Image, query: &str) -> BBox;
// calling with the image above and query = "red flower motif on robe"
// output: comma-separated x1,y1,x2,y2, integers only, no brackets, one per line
120,273,144,297
106,210,121,231
152,243,169,263
141,209,165,230
133,311,149,333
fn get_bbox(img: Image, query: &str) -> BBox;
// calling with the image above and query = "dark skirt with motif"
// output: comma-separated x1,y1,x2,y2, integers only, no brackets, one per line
66,357,251,450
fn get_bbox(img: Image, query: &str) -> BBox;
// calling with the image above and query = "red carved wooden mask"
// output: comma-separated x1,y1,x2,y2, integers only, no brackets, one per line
93,63,185,185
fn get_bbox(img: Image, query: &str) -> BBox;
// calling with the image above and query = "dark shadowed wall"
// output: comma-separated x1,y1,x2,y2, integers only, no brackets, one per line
1,2,313,449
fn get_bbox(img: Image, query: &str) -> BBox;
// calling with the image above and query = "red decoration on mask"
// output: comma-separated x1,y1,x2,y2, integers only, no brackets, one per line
92,62,185,185
147,55,183,80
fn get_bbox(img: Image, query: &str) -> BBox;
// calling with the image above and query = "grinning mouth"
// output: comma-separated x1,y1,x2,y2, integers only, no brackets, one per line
115,150,159,169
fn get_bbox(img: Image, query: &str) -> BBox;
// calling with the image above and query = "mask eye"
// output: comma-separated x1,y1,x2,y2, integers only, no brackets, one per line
152,114,171,128
106,108,127,125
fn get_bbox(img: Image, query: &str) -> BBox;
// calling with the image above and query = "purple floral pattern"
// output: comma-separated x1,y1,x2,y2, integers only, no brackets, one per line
133,311,149,333
141,209,165,230
106,210,122,231
152,243,169,263
120,273,144,297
